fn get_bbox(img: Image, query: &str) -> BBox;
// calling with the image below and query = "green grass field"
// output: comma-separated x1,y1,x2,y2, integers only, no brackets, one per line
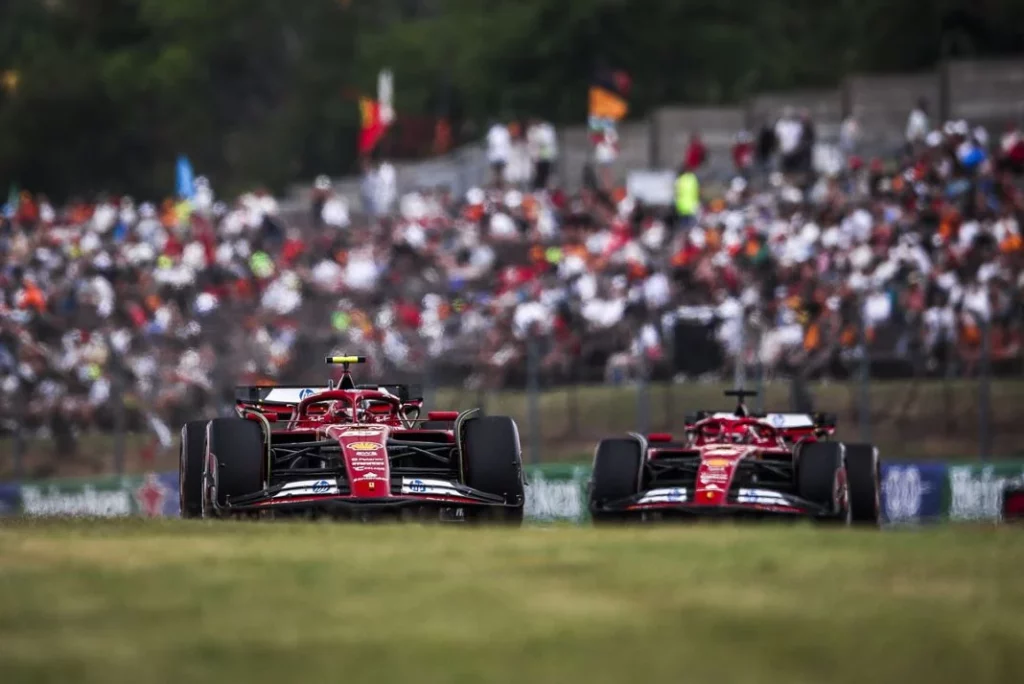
0,520,1021,684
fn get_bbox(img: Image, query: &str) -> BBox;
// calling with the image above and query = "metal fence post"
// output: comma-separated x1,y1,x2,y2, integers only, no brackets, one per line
753,317,765,414
858,296,871,444
526,337,541,465
979,317,992,460
636,354,650,436
12,397,26,480
566,363,579,439
103,332,127,475
423,351,436,411
662,320,675,431
734,309,747,390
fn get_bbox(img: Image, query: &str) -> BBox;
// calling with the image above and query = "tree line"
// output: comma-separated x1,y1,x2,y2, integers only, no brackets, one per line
0,0,1021,201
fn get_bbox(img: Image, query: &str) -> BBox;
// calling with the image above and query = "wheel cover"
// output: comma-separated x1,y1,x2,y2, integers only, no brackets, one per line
834,466,851,524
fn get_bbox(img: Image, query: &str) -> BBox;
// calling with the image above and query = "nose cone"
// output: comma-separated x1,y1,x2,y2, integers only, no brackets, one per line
331,426,391,497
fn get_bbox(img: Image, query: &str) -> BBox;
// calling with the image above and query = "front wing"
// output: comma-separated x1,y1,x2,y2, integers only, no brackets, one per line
592,486,835,519
209,476,517,516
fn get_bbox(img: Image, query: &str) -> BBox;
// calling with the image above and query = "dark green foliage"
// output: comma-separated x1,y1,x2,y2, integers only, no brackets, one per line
0,0,1021,199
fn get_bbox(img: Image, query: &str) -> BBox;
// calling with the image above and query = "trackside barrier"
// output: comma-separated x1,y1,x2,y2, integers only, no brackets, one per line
6,473,179,518
2,462,1023,523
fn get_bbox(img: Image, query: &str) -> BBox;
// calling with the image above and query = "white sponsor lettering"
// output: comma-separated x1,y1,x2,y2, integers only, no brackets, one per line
710,412,814,428
949,466,1024,521
263,387,330,403
736,488,793,506
399,478,465,498
883,466,927,522
349,456,386,471
699,471,729,485
21,485,133,517
342,429,386,437
271,479,340,498
525,474,583,520
636,487,688,504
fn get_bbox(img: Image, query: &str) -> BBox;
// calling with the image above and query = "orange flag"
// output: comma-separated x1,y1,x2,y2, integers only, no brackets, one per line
358,97,384,155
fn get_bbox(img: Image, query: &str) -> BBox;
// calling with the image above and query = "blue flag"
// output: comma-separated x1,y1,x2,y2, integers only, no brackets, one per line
176,155,195,200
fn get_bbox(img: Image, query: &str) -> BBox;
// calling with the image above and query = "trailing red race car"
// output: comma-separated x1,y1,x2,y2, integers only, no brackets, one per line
179,356,525,523
587,389,881,525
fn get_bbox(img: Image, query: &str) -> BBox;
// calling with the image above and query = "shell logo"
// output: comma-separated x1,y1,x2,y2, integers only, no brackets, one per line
703,458,734,467
347,442,380,451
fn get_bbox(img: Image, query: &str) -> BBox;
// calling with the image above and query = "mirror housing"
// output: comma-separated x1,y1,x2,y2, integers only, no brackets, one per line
427,410,459,422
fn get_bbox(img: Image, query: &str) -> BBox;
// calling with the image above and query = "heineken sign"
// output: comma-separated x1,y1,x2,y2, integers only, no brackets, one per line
0,462,1022,524
15,473,179,518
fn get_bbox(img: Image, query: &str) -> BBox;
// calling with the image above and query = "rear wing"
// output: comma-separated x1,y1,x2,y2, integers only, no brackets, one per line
235,383,423,405
354,384,423,403
684,411,837,430
235,386,330,405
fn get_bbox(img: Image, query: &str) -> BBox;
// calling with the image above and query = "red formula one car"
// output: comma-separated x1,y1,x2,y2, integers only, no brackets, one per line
178,356,525,523
587,390,881,525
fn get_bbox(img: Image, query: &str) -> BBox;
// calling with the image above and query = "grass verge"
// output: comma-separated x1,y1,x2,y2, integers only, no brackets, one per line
0,519,1021,684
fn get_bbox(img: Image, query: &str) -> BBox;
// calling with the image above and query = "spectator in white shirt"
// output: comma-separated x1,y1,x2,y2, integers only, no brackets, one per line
905,98,930,148
774,107,804,175
527,118,558,191
486,122,511,186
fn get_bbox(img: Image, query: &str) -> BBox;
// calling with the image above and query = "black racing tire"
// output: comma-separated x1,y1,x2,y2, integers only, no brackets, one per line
844,443,881,527
797,441,850,523
179,420,210,519
589,438,643,524
207,418,264,507
462,416,525,524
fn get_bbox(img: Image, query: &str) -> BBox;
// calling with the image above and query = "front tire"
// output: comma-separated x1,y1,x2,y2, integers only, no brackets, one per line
797,442,850,524
207,418,264,508
462,416,525,524
179,420,210,519
844,443,881,527
588,438,643,524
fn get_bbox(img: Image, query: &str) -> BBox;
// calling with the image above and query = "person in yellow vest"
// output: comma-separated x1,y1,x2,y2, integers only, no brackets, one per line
674,160,700,231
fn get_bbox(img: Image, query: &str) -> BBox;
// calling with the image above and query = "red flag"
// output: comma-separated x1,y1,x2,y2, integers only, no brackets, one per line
358,97,385,156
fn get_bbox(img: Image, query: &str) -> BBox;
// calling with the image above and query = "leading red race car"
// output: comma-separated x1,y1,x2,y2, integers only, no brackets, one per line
178,356,525,523
587,389,881,525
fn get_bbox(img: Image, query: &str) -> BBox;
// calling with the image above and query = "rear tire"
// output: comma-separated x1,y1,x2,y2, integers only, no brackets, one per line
207,418,264,507
589,438,643,524
179,420,209,519
462,416,524,524
844,443,881,527
797,442,849,524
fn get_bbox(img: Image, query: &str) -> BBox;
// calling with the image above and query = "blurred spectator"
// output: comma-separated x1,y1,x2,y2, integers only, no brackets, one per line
840,110,860,158
906,97,930,149
684,133,708,172
732,130,754,177
775,107,805,175
674,157,701,231
486,121,511,186
527,117,558,191
5,109,1024,469
505,121,532,188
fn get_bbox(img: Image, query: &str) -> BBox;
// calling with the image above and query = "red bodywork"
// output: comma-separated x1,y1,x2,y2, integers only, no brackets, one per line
596,411,839,519
215,386,500,515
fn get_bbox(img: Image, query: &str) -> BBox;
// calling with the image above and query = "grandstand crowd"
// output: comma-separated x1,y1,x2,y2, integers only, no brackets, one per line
3,106,1024,453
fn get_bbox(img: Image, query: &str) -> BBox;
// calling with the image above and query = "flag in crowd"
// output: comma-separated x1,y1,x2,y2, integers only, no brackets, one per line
588,66,631,165
358,69,395,156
